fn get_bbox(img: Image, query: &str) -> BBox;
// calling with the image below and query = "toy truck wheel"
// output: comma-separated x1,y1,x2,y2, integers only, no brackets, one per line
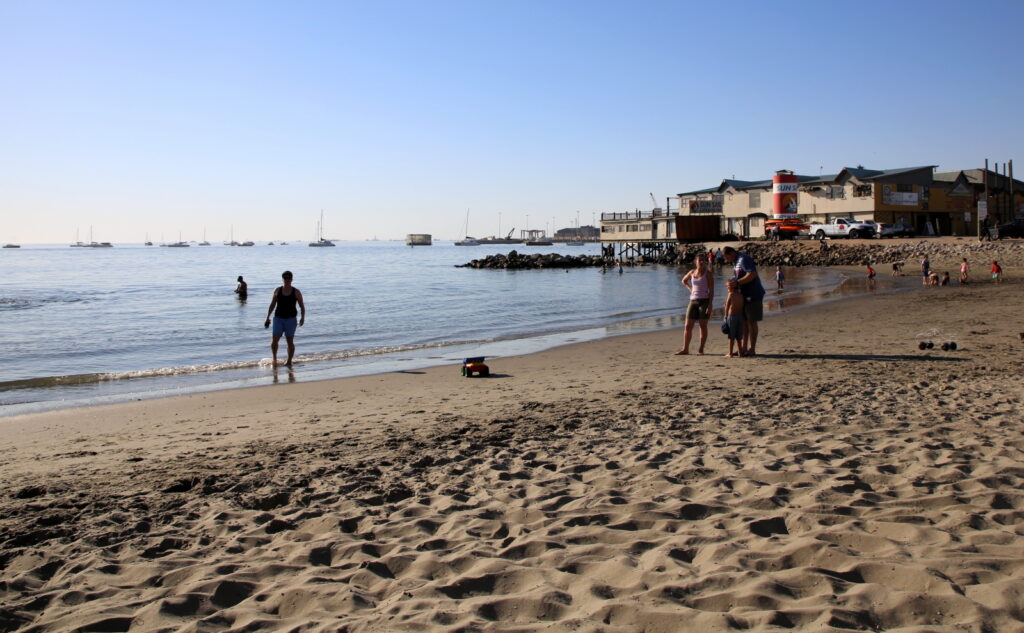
480,368,489,377
816,230,826,239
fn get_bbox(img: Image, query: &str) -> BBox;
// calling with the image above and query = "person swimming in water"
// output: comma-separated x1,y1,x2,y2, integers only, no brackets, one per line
235,275,248,300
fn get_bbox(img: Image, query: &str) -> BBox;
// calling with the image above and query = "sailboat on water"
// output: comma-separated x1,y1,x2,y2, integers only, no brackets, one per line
309,210,336,247
163,231,190,247
198,228,210,246
78,226,113,247
225,225,240,246
454,209,479,246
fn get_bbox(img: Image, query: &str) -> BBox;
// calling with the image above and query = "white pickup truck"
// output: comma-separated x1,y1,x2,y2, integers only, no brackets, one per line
808,218,876,239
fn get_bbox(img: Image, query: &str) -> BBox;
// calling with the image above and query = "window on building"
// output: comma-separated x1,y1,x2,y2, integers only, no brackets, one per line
896,183,913,193
854,184,872,197
827,186,845,199
748,192,760,208
920,186,929,200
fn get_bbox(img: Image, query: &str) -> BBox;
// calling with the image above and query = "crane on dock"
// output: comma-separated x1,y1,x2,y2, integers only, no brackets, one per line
650,193,663,215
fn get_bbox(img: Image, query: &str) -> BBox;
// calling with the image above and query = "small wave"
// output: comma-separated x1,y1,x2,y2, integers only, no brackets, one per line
0,297,39,311
0,294,95,311
0,339,493,393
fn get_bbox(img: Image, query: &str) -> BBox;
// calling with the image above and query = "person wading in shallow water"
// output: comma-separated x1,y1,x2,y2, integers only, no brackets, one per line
234,275,248,300
264,270,305,367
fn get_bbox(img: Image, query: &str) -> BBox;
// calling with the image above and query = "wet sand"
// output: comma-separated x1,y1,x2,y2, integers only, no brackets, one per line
1,273,1022,632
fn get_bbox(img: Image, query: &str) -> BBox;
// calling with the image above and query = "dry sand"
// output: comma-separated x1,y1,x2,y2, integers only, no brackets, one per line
2,274,1023,632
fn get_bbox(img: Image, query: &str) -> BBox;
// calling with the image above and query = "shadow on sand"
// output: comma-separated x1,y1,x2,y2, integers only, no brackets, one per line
754,352,964,363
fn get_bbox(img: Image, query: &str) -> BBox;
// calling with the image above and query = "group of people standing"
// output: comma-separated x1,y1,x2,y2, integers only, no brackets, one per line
676,246,764,357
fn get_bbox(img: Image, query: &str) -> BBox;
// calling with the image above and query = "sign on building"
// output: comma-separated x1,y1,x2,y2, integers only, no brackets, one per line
689,199,723,214
884,191,919,206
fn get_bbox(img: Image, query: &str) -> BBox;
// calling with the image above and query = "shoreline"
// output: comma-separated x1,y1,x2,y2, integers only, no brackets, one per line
1,276,1022,631
2,266,883,419
4,237,1021,418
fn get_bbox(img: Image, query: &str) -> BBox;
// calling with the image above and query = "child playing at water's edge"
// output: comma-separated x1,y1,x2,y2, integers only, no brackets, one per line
724,279,746,358
775,266,784,291
992,260,1003,282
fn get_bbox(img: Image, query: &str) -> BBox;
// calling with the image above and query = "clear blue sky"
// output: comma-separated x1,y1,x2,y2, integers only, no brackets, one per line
2,0,1022,243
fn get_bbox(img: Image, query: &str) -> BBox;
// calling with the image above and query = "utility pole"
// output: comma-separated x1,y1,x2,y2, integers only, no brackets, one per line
981,159,989,238
1010,160,1015,220
1004,163,1009,223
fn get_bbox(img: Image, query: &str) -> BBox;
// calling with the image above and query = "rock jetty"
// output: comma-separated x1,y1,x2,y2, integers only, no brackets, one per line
729,239,1024,268
458,246,707,270
459,240,1024,270
457,250,608,269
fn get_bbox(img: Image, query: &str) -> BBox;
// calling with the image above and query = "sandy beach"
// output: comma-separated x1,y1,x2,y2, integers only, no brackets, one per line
2,271,1023,632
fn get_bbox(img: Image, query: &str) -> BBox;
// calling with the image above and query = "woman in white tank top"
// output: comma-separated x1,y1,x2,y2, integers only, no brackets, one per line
676,254,715,355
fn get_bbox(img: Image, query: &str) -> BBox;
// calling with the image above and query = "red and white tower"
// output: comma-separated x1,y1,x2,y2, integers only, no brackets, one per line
773,170,799,220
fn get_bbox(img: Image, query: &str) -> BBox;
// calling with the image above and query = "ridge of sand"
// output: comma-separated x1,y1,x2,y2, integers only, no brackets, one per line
1,278,1022,632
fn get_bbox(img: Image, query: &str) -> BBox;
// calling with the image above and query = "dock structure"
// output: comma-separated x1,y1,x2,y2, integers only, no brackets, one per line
405,234,432,246
599,209,683,261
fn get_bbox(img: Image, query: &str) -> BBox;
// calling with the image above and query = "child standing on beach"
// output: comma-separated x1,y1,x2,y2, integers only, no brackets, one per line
723,279,746,358
775,266,784,291
866,264,876,281
960,258,969,285
941,272,950,286
992,260,1003,282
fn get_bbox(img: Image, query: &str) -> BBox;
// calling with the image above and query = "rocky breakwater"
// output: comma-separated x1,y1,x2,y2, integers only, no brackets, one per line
458,245,708,270
458,250,607,269
717,239,1024,268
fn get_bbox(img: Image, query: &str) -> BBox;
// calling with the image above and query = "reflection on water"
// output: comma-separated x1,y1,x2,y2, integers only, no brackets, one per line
272,367,297,384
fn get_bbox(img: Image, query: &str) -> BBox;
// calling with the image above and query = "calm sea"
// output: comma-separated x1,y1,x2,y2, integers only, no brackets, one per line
2,241,853,416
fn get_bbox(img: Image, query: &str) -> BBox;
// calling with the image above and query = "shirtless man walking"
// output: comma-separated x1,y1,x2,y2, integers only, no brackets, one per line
264,270,305,367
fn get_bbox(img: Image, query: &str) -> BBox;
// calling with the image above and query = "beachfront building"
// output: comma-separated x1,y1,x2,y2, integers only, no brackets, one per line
674,165,1024,238
932,168,1024,234
599,165,1023,249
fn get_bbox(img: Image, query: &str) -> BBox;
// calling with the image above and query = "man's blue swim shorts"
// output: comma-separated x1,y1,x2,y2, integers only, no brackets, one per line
272,316,297,338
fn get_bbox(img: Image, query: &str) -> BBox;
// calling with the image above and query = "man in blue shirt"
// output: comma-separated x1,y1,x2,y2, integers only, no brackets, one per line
722,246,765,356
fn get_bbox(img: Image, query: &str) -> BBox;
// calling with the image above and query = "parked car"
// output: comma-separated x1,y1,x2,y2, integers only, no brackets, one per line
808,218,876,239
992,218,1024,238
876,221,915,238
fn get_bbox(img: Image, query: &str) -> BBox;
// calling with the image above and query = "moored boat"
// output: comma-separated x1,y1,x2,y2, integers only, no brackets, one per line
454,209,479,245
309,210,336,247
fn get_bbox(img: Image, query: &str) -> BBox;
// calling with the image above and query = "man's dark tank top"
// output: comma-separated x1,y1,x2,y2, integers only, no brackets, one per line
274,287,298,318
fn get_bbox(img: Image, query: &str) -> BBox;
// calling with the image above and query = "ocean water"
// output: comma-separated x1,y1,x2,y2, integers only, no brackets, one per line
1,242,853,415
